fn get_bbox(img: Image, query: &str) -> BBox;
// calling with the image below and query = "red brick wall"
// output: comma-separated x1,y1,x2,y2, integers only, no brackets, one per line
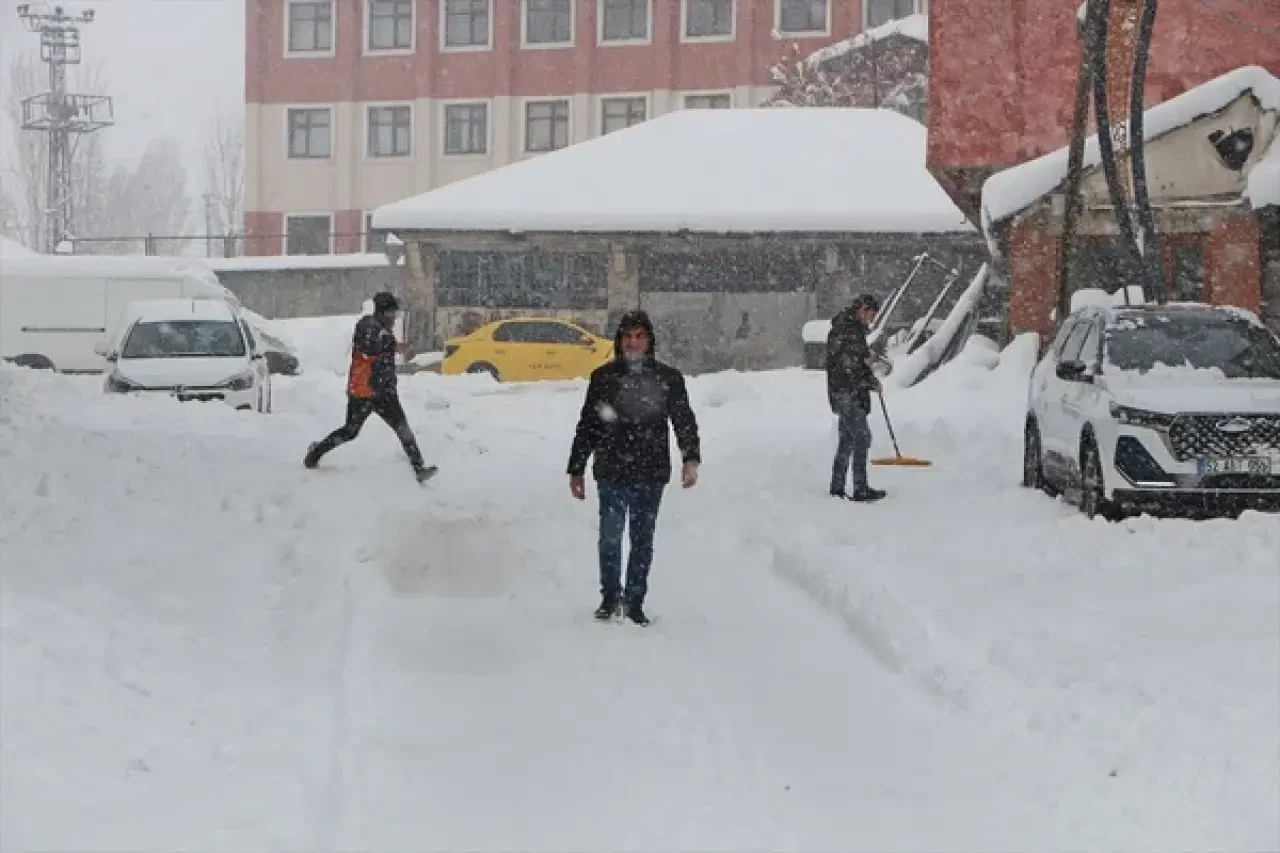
927,0,1280,173
1007,217,1061,341
334,210,366,254
1204,214,1263,312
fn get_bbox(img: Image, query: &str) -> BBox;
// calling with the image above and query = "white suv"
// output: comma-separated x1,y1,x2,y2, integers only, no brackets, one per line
1022,302,1280,518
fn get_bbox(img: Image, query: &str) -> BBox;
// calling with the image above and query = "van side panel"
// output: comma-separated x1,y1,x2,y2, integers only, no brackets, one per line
1,275,107,372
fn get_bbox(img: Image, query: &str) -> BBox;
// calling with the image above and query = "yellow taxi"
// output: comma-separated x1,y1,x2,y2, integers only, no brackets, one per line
441,317,615,382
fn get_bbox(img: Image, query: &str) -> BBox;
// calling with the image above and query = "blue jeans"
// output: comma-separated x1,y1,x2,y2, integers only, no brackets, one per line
831,394,873,493
597,481,665,605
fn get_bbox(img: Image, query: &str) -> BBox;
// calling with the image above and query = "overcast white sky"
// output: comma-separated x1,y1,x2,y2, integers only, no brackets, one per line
1,0,243,184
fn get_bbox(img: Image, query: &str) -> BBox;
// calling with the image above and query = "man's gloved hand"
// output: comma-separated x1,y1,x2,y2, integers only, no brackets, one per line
682,460,699,489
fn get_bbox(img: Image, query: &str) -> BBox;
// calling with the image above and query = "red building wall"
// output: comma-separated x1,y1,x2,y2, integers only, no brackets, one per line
246,0,868,104
926,0,1280,175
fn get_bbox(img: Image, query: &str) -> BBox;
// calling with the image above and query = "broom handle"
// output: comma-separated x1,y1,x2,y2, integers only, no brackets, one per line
876,388,904,457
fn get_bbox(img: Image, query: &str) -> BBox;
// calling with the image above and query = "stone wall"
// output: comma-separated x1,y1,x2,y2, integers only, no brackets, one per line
215,266,402,318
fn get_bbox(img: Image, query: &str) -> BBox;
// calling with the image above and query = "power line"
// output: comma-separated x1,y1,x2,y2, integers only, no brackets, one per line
15,2,114,253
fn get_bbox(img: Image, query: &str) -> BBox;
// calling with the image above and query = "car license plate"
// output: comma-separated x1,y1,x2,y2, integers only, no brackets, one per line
1197,457,1272,476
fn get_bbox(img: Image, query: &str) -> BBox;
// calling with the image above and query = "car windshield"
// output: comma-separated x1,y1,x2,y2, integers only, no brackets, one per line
121,320,246,359
1104,313,1280,379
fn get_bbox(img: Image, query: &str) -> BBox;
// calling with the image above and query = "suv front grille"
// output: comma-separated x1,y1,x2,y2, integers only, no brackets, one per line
1167,414,1280,461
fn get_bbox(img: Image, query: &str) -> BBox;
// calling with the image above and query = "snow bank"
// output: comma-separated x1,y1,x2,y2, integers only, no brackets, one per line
889,264,990,388
982,65,1280,228
805,13,927,66
1,236,35,257
374,108,974,235
271,314,361,375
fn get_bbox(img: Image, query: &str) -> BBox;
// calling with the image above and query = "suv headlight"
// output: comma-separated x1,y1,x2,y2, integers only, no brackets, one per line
1110,403,1174,430
220,370,255,391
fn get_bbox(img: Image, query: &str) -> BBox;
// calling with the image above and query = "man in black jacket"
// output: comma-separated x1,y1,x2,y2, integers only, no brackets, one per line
826,294,885,502
303,292,435,483
567,310,700,625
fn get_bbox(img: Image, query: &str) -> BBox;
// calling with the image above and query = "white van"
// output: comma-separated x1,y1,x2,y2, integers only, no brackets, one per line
0,253,239,373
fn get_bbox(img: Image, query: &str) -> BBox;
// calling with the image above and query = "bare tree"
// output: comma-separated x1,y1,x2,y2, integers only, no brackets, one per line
765,18,930,124
102,137,191,256
202,112,245,250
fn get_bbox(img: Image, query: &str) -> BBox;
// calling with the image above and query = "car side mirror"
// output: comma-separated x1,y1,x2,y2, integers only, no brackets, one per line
1056,359,1092,382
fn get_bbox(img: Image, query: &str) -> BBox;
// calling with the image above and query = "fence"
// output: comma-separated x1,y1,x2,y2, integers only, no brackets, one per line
61,230,389,258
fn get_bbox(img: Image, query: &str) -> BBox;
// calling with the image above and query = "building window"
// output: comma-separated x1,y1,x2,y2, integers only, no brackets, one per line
865,0,915,28
288,0,333,53
444,103,488,155
527,0,572,44
685,93,731,109
526,100,570,152
601,97,646,134
368,105,411,157
287,108,331,158
1171,242,1205,301
285,215,331,255
365,213,388,254
686,0,733,38
601,0,649,42
778,0,828,33
368,0,412,50
444,0,489,48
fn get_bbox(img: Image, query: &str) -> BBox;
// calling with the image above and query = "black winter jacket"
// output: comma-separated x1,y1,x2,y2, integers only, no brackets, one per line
567,350,701,485
347,313,399,399
825,308,877,413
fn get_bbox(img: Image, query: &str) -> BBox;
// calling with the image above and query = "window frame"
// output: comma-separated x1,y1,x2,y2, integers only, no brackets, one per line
862,0,921,30
282,212,334,256
364,102,413,159
522,0,575,49
284,0,336,58
363,212,390,255
522,98,572,154
773,0,831,38
284,105,334,160
440,0,493,52
441,100,491,157
682,91,734,110
599,94,649,135
597,0,653,46
681,0,736,43
364,0,414,55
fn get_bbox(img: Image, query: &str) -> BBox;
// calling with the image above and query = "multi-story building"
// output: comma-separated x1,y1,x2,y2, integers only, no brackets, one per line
243,0,930,256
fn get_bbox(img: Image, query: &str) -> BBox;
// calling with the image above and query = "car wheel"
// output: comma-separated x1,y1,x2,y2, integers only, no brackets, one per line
1079,439,1117,520
466,362,499,381
1022,419,1057,496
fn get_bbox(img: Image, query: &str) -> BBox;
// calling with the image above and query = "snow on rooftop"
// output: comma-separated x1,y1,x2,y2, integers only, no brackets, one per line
981,66,1280,231
374,108,974,235
0,251,221,282
806,13,928,67
205,253,397,273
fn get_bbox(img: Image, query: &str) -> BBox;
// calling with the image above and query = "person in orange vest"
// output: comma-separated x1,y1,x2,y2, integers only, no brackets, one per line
304,292,435,483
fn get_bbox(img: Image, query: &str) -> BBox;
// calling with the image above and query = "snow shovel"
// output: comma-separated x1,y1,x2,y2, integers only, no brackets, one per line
870,389,932,468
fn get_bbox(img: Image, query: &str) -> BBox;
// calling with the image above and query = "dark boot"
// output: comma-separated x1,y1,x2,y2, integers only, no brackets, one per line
594,595,620,620
303,442,323,469
624,600,650,626
850,486,886,502
414,464,438,484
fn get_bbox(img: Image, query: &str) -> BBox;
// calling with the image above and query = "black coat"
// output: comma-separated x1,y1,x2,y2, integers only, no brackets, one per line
347,313,399,399
825,308,877,413
567,353,701,485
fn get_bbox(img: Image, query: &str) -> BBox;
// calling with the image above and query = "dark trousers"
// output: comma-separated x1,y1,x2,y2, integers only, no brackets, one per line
597,481,665,605
312,394,425,470
831,394,873,493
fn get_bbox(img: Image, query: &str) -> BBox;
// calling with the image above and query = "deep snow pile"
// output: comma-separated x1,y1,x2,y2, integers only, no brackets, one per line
1,334,1276,852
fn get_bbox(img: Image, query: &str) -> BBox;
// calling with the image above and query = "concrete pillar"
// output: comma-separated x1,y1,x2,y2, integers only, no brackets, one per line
402,241,438,354
605,243,640,332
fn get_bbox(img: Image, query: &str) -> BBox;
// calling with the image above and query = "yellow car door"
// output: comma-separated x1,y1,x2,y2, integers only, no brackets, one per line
488,320,537,382
560,323,610,378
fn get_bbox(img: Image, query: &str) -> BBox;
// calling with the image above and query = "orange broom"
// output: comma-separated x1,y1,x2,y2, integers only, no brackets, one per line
871,389,933,467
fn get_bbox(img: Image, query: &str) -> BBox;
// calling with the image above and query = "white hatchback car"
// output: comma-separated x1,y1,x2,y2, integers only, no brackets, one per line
97,298,273,413
1023,302,1280,518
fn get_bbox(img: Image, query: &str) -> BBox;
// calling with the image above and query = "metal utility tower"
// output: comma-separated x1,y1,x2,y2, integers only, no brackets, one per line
16,3,113,253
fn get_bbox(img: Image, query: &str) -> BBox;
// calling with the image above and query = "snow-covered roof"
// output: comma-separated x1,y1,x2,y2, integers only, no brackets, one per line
1247,142,1280,209
981,66,1280,230
128,297,237,323
206,253,397,273
374,108,974,235
0,251,221,282
806,13,928,67
0,236,35,257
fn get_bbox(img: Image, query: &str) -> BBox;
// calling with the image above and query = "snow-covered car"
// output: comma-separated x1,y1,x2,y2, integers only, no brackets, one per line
1022,302,1280,518
95,298,273,413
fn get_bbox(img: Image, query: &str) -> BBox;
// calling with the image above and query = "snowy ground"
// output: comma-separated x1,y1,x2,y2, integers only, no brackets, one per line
2,330,1277,852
